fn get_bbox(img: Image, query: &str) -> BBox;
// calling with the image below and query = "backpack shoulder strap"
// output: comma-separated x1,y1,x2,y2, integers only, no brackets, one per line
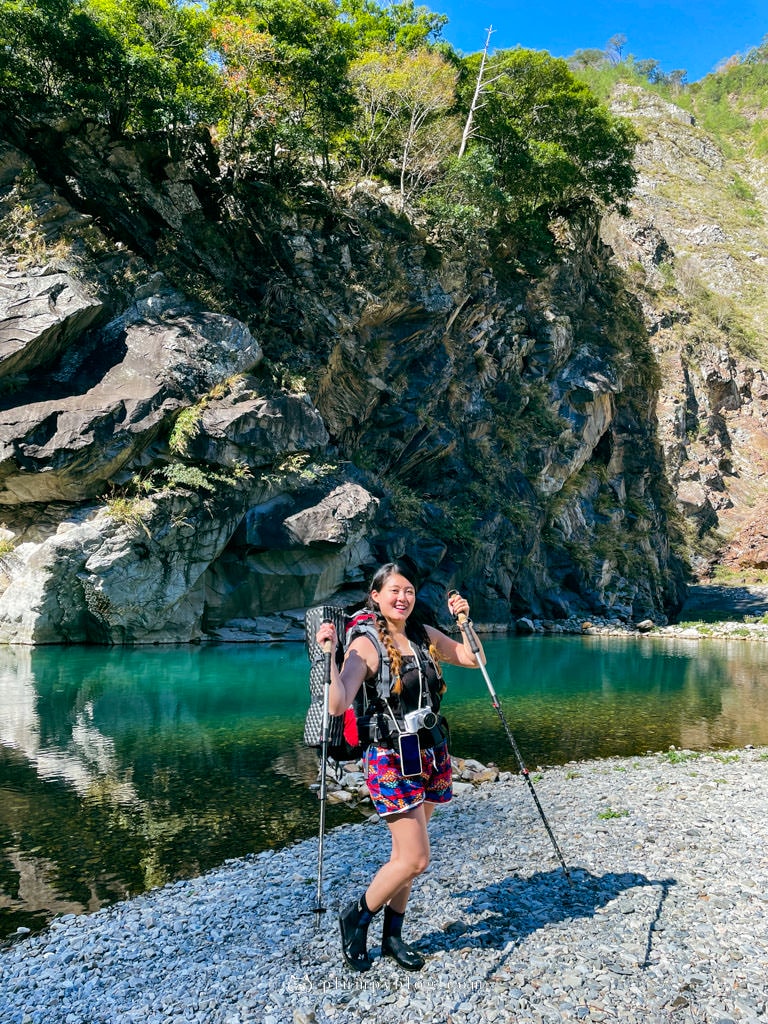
346,612,391,700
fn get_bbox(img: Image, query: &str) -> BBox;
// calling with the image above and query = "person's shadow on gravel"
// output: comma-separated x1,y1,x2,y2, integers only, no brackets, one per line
417,867,676,969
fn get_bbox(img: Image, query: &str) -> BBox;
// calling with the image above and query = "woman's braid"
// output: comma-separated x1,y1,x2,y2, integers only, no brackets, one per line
376,614,403,695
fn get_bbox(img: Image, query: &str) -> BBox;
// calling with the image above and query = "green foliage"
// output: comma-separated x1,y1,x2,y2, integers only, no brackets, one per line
91,0,224,134
743,612,768,625
211,0,356,180
105,495,154,530
338,0,447,52
0,172,74,267
467,49,638,218
487,377,569,474
428,500,480,550
660,748,700,764
420,145,509,245
162,462,218,492
572,56,689,102
672,260,760,361
2,1,638,226
569,45,768,165
261,453,337,490
0,0,224,135
677,48,768,159
387,480,425,529
344,45,458,201
712,563,768,586
597,807,629,820
168,405,203,457
421,48,638,245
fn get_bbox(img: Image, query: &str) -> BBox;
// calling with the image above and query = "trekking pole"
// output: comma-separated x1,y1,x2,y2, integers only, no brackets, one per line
313,635,333,918
448,591,572,882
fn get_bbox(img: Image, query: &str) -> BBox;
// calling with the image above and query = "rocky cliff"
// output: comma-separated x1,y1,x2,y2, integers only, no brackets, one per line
0,115,688,643
603,85,768,582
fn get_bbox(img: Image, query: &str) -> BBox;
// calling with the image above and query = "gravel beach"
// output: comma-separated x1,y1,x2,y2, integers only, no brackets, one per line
2,746,768,1024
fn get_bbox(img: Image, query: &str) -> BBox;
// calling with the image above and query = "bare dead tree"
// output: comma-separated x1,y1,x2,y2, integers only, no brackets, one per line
458,25,495,159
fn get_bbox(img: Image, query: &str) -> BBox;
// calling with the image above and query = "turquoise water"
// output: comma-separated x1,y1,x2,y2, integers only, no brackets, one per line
2,634,768,938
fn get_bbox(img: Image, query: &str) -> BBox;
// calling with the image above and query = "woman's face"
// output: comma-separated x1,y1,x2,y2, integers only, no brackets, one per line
371,573,416,627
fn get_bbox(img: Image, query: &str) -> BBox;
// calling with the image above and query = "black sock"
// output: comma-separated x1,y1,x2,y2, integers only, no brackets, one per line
383,904,405,939
357,893,377,927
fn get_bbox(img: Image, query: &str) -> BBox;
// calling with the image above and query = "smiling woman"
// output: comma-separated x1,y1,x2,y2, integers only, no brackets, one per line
314,560,486,973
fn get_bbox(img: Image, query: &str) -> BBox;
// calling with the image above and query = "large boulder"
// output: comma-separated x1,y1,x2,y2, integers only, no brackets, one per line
184,381,329,469
203,482,380,627
283,482,379,547
0,301,262,504
0,264,105,379
0,487,252,643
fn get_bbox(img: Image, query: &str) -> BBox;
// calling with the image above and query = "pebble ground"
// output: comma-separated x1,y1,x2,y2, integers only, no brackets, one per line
2,747,768,1024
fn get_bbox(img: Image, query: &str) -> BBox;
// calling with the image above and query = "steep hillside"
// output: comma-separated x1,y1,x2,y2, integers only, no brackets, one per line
0,119,685,642
602,83,768,581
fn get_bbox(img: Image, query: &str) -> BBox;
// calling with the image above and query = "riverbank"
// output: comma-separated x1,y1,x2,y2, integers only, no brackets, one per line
2,746,767,1024
510,583,768,642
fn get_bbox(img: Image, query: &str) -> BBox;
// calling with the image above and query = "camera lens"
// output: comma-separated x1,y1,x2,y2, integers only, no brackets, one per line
422,711,438,729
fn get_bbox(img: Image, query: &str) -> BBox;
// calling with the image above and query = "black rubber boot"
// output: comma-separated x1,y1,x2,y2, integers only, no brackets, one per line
381,905,425,971
381,934,425,971
338,898,374,972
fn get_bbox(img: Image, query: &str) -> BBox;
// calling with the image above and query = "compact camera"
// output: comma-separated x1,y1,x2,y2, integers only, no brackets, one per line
403,708,438,733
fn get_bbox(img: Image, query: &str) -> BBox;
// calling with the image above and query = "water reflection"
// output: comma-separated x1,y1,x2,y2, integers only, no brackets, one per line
2,635,768,937
0,644,357,937
444,636,768,767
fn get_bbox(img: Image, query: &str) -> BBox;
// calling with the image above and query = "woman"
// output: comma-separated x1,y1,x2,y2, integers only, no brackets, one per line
315,562,485,973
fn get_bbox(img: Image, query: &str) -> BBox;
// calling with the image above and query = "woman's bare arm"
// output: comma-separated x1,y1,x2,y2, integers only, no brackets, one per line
314,624,380,714
425,590,486,668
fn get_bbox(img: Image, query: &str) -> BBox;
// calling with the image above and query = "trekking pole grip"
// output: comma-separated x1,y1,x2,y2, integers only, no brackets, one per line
447,589,481,655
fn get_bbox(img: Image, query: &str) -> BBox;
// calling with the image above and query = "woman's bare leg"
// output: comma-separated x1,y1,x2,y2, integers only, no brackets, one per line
364,801,436,912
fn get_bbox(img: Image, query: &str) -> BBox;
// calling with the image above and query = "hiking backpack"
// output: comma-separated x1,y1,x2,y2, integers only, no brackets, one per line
303,604,392,761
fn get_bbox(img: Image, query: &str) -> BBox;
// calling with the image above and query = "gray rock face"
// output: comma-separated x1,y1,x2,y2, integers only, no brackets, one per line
0,489,251,643
0,265,104,379
186,385,329,469
605,83,768,577
284,483,377,547
0,117,692,641
203,483,380,630
0,302,262,504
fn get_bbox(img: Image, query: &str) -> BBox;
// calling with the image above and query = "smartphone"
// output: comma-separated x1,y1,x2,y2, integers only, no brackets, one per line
398,732,422,777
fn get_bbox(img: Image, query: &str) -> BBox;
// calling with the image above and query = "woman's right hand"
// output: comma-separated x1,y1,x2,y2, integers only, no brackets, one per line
315,622,338,649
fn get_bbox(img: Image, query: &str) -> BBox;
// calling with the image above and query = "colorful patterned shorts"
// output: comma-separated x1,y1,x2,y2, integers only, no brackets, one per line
365,740,453,817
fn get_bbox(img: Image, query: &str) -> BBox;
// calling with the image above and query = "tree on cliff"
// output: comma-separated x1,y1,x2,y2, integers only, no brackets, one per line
210,0,356,181
1,0,635,219
338,0,447,50
423,48,637,242
347,47,458,203
473,49,637,214
0,0,222,135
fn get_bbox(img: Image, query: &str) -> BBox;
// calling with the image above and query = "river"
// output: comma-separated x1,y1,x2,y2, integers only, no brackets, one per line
2,634,768,938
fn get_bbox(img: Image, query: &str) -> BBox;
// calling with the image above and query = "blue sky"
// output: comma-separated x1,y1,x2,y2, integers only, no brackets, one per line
433,0,767,82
